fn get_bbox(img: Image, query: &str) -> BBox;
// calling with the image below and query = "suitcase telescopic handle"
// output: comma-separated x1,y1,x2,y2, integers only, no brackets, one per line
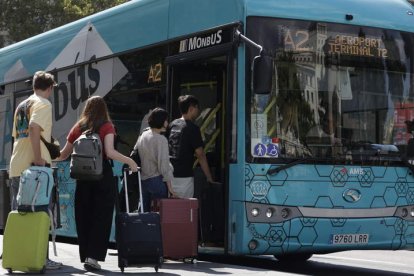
122,168,130,213
123,167,143,214
137,167,144,214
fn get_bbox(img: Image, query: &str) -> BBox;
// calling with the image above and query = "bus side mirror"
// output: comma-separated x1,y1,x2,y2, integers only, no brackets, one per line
252,55,272,94
234,30,272,94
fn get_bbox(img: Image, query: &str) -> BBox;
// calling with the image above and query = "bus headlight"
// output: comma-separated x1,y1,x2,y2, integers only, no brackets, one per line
402,208,408,217
246,202,301,223
248,239,258,250
266,208,275,218
281,208,290,218
251,208,260,217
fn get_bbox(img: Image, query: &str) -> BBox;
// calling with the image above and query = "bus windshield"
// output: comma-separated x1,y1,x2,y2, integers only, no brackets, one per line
247,17,414,164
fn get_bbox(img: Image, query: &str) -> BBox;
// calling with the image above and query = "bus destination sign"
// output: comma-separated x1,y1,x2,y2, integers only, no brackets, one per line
278,25,388,59
328,35,388,58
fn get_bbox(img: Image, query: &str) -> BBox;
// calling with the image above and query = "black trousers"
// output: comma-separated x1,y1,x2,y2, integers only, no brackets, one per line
75,160,116,262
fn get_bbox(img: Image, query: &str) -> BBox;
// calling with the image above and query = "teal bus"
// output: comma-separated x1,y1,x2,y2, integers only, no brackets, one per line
1,0,414,261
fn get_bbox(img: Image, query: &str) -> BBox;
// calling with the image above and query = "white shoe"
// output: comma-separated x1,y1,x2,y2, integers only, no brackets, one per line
46,259,63,270
84,257,101,271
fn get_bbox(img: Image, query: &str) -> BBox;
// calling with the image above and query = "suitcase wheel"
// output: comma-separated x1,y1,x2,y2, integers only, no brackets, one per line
40,266,46,274
158,256,164,267
119,258,126,273
184,258,197,264
154,256,163,272
7,268,12,274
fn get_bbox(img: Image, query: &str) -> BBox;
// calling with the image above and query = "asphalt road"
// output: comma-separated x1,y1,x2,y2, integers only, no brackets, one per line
1,236,413,275
202,250,414,276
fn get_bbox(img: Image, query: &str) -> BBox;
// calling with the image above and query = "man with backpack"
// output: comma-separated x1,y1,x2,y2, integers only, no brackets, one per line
8,71,63,270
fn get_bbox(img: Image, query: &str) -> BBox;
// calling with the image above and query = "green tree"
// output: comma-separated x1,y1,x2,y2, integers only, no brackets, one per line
57,0,129,26
0,0,54,45
0,0,128,47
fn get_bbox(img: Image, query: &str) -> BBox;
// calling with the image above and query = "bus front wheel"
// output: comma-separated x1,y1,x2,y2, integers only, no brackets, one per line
274,253,313,262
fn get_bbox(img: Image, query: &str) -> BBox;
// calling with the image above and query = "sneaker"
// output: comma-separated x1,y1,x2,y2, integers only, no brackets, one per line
46,259,63,270
84,257,101,271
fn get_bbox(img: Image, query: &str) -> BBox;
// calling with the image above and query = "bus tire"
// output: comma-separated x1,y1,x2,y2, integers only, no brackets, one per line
274,253,313,262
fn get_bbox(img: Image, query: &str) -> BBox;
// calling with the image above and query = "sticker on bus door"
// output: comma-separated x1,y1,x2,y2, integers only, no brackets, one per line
251,114,267,138
251,137,280,158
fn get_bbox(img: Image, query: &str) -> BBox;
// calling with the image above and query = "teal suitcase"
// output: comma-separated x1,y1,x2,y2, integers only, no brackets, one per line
2,211,50,274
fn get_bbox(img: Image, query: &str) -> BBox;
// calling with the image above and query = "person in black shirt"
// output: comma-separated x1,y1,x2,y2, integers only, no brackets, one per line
167,95,214,198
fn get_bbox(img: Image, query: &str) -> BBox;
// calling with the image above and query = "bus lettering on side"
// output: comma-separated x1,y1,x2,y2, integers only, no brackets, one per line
181,29,223,53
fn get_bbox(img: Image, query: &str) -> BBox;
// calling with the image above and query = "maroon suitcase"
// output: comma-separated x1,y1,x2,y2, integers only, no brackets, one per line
159,198,198,262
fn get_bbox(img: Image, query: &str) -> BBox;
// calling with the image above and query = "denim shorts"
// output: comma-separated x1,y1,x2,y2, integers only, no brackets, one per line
141,175,167,212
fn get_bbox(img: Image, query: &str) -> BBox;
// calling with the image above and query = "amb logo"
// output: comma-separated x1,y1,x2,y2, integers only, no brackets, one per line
332,167,373,187
336,167,366,176
348,168,365,176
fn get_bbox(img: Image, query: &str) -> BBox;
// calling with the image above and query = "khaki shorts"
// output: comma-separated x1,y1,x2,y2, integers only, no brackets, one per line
171,177,194,198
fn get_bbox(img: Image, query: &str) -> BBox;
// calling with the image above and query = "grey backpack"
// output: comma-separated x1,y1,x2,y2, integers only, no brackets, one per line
70,131,103,181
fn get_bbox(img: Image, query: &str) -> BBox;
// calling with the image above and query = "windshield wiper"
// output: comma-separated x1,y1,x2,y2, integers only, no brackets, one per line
267,158,311,175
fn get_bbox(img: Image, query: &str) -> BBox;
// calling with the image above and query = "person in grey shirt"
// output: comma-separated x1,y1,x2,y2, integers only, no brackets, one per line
137,108,177,211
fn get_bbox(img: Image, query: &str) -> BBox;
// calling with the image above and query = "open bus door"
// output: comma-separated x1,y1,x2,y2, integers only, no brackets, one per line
167,55,229,249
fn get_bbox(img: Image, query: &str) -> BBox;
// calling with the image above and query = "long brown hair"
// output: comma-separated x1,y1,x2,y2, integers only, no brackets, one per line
78,96,111,132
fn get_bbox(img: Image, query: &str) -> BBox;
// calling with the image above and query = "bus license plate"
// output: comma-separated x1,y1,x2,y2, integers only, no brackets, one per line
331,234,369,244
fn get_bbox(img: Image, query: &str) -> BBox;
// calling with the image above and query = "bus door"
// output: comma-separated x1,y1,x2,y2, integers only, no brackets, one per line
167,55,229,248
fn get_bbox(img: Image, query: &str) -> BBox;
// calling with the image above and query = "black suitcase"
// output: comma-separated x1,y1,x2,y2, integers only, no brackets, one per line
116,168,163,273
